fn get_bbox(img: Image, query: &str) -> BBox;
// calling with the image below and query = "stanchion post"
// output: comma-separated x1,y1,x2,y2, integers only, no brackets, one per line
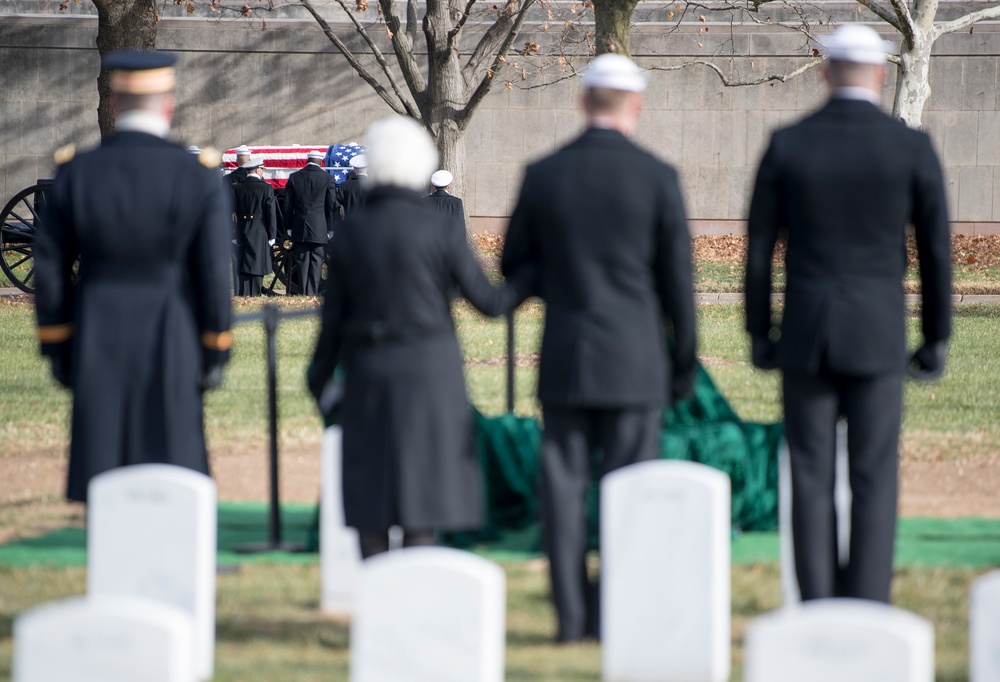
506,308,515,413
265,303,281,545
233,302,305,553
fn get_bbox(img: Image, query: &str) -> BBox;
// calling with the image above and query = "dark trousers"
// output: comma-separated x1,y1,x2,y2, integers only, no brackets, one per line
358,529,435,559
783,368,903,603
236,273,262,297
291,242,325,296
540,404,661,642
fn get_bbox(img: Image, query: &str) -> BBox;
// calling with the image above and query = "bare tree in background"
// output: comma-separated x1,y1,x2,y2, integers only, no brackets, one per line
91,0,159,138
627,0,1000,128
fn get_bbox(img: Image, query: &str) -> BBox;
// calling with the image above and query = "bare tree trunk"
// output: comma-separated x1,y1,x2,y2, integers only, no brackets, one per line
892,34,933,128
92,0,158,139
593,0,639,55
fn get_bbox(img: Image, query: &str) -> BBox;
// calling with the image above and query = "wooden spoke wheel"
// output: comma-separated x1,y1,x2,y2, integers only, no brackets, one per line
0,182,50,294
264,239,294,296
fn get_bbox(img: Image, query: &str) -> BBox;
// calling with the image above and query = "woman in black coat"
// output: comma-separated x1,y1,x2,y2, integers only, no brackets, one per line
307,117,528,557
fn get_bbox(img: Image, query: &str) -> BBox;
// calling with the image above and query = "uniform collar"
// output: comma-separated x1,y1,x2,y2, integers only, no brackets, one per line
831,86,880,105
116,110,171,138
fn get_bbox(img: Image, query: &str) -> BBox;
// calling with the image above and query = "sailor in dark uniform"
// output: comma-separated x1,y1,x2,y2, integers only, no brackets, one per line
501,54,697,642
284,149,338,295
425,169,466,237
33,50,233,503
336,154,368,221
745,25,952,603
231,156,278,297
227,144,251,186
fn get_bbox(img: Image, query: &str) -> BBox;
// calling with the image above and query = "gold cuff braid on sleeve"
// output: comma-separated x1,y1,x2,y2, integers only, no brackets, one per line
201,330,234,351
38,323,74,344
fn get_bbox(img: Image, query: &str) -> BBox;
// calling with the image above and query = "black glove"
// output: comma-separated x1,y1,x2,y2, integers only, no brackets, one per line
201,363,225,391
751,335,779,371
49,348,73,389
908,340,947,382
671,369,695,403
200,347,229,391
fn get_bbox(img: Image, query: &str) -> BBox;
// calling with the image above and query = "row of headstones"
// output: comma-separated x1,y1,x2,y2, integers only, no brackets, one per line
11,428,1000,680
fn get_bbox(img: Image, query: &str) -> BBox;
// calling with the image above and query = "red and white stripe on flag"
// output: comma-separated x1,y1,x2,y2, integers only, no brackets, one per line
222,145,330,188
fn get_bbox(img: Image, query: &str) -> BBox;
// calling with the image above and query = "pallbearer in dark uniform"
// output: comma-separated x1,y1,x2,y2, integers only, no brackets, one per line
231,156,277,297
284,149,337,295
33,50,233,503
425,169,465,236
745,25,952,603
336,154,368,220
501,54,697,643
307,116,528,559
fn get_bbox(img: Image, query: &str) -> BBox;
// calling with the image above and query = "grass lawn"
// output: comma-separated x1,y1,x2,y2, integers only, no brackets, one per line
0,561,985,681
1,296,999,679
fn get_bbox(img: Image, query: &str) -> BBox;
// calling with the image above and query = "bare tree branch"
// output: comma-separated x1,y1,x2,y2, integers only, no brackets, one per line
933,2,1000,38
886,0,916,43
462,0,532,85
406,0,417,44
462,0,535,120
655,56,824,86
298,0,411,115
855,0,903,32
448,0,478,43
325,0,420,118
377,0,428,105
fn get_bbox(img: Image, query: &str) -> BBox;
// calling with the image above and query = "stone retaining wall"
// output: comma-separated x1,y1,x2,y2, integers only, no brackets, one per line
1,12,998,233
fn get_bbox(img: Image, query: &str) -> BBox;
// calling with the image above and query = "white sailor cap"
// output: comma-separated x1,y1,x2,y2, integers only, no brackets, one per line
582,53,648,93
349,154,368,169
186,145,202,155
235,145,252,156
821,25,893,65
430,170,453,188
307,150,325,160
242,156,264,169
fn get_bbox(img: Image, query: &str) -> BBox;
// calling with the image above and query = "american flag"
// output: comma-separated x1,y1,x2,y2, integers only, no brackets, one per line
324,143,365,185
221,144,366,188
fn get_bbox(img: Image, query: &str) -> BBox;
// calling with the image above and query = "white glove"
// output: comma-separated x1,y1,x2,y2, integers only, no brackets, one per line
231,239,237,245
268,239,276,246
287,230,292,236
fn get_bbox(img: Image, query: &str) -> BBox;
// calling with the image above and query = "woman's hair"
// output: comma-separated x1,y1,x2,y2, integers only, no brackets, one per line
364,116,439,191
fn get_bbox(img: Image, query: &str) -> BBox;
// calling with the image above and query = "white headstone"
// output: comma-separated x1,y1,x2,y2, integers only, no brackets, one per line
14,595,195,682
88,464,216,681
350,547,506,682
321,426,362,615
971,570,1000,681
744,599,934,682
601,460,731,682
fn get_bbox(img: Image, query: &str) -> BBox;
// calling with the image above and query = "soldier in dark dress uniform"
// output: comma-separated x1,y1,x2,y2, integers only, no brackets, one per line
425,169,466,236
308,117,529,559
284,149,338,295
501,54,697,643
232,156,278,297
745,25,952,603
33,50,233,503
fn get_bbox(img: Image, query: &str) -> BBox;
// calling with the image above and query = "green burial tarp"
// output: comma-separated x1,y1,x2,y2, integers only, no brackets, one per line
4,510,1000,569
448,363,783,550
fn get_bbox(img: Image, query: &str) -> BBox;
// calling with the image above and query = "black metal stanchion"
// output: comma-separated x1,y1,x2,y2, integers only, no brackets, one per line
506,308,516,413
234,303,305,553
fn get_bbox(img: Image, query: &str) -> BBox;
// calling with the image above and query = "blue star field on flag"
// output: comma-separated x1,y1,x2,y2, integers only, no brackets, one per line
325,143,365,185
